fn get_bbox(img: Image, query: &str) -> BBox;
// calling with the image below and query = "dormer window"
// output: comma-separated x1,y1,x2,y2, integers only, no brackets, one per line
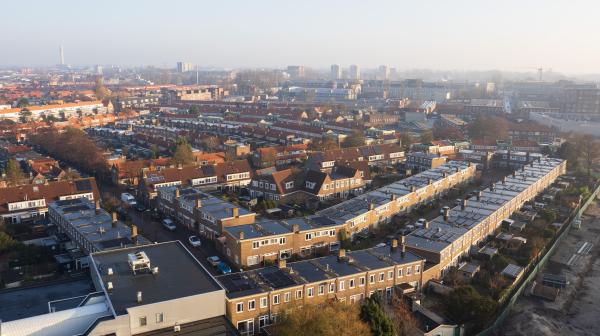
285,181,294,189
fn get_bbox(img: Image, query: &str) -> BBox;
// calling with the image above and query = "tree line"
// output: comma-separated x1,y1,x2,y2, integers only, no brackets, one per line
29,127,110,179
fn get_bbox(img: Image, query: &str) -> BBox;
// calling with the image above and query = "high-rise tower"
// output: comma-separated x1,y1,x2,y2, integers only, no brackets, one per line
59,45,64,65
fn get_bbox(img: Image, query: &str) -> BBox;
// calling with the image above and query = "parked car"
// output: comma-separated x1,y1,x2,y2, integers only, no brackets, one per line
415,218,427,227
162,218,176,231
121,193,137,206
207,256,221,267
188,235,202,247
217,262,232,274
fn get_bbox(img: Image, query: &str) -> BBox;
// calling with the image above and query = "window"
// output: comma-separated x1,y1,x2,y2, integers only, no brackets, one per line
284,292,291,302
296,290,303,299
279,237,286,245
285,181,294,189
397,269,403,277
260,297,268,308
248,299,256,311
139,316,147,326
388,271,394,280
349,279,355,288
307,287,314,297
406,267,412,276
236,302,244,313
359,277,366,286
370,275,375,284
305,233,312,241
339,280,345,291
156,313,164,323
252,241,259,249
416,265,421,274
379,273,385,282
329,283,336,293
273,294,280,305
318,284,325,295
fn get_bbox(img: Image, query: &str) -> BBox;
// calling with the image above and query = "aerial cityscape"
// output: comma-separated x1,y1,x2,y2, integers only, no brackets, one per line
1,1,600,336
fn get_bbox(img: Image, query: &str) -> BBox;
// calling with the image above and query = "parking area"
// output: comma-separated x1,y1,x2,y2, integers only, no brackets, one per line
125,207,230,276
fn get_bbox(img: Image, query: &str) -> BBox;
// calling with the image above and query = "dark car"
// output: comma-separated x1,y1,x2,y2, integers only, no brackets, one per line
135,203,146,212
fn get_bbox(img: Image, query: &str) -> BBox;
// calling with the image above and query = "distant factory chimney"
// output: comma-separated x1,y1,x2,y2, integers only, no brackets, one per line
59,45,64,65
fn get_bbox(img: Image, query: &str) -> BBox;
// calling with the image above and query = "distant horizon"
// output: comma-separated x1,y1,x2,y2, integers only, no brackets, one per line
2,1,600,75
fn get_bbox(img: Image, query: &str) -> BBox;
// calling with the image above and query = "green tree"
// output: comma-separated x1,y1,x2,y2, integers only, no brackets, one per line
400,133,413,151
150,144,159,159
0,232,17,254
419,130,433,144
444,286,497,327
556,141,579,171
16,98,29,108
189,105,200,114
5,159,25,186
360,294,395,336
343,130,366,148
271,301,372,336
172,137,194,166
19,109,32,123
575,134,600,178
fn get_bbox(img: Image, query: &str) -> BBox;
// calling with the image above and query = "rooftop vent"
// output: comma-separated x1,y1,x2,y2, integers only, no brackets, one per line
152,266,159,275
137,291,142,303
107,267,113,276
128,251,151,275
107,281,113,291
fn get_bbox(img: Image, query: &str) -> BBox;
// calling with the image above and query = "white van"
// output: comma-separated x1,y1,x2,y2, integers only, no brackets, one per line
121,193,137,206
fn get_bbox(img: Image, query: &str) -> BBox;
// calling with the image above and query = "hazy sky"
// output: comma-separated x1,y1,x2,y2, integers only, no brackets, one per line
2,0,599,73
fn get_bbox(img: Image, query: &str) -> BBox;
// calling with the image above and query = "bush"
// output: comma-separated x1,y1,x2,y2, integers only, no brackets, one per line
360,294,395,336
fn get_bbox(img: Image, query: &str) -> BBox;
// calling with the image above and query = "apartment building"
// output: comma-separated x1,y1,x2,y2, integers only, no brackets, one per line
0,177,100,224
405,152,448,173
225,161,476,268
218,244,425,335
0,101,109,122
0,241,238,336
156,186,255,238
406,157,566,279
48,198,145,255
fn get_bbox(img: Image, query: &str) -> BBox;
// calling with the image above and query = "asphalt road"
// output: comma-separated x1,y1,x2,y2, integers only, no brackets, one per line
126,208,228,276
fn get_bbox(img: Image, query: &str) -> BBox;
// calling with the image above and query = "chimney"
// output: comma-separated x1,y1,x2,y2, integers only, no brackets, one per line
490,183,495,192
369,203,375,211
137,291,142,303
423,221,429,229
195,198,202,208
512,171,516,178
477,191,482,201
428,178,433,185
292,224,300,233
400,235,406,257
443,172,448,178
278,259,286,269
95,200,101,214
502,176,506,184
175,188,180,198
112,212,118,227
338,249,346,260
231,207,239,218
391,239,398,252
131,225,138,245
461,199,467,210
410,186,416,192
390,194,397,201
443,207,450,221
239,231,245,240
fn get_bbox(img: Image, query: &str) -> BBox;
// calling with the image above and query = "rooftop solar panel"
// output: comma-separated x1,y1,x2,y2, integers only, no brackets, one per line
259,270,296,289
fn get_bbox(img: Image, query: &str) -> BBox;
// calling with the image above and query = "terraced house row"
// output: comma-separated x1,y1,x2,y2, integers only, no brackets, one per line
218,243,425,334
155,161,476,268
219,158,566,335
407,157,566,282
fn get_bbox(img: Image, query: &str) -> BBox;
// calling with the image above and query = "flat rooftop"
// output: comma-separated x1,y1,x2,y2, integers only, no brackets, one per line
0,278,93,322
91,241,223,315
